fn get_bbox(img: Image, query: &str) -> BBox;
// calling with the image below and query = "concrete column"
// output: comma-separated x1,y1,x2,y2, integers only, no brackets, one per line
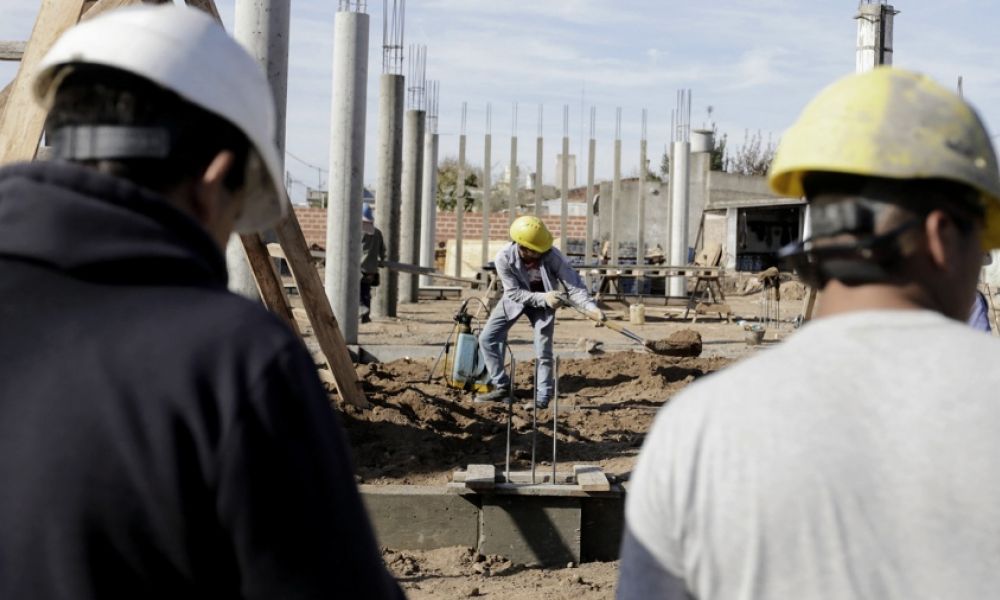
419,131,439,285
584,120,595,267
228,0,290,300
669,141,690,297
451,129,466,278
560,105,570,253
373,73,404,319
325,10,369,344
508,136,518,225
481,132,492,266
399,109,426,303
637,138,647,264
534,110,544,216
611,138,621,264
856,2,896,73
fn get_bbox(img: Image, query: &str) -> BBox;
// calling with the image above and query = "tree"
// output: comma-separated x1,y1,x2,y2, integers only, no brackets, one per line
436,157,480,212
659,150,670,181
728,129,775,176
710,125,727,172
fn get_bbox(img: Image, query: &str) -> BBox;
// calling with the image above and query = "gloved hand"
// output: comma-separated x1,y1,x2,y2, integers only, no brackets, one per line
588,308,607,321
541,291,564,309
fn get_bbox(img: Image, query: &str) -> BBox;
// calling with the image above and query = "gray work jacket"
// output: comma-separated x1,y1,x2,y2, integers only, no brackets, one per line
494,242,596,324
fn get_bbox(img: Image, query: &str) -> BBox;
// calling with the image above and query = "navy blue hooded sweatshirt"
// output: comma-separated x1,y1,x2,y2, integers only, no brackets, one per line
0,162,402,599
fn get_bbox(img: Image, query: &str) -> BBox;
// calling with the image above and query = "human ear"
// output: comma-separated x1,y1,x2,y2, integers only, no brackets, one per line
192,151,236,223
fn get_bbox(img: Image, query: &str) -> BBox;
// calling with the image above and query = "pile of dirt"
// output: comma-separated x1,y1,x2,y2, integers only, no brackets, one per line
383,547,618,599
336,352,730,484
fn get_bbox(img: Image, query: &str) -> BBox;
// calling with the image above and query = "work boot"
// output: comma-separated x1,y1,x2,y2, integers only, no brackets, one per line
474,386,511,404
524,398,550,411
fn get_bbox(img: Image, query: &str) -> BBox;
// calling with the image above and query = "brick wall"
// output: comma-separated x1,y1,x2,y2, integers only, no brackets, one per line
292,206,589,250
293,206,328,249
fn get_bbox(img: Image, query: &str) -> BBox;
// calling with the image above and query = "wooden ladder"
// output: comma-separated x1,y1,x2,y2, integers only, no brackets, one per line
0,0,367,408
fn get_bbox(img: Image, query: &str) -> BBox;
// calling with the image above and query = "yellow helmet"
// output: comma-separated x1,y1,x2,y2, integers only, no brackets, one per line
769,67,1000,248
509,215,553,253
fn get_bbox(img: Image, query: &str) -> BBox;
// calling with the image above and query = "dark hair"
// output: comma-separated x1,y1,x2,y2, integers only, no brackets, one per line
43,65,251,194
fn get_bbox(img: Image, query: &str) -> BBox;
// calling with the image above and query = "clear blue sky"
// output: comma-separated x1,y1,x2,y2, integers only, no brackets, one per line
3,0,999,203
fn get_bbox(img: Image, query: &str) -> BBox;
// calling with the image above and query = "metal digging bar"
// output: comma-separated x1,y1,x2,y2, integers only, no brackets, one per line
505,350,515,484
552,355,559,484
531,358,538,484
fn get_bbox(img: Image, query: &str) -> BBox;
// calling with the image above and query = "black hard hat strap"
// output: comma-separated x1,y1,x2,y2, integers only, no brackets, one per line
49,126,171,161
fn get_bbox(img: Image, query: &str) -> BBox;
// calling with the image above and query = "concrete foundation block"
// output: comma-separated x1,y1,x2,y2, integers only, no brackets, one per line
581,496,625,562
361,485,479,550
480,495,581,567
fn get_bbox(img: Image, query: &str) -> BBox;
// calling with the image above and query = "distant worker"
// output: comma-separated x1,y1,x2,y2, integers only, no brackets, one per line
968,288,992,332
360,203,385,324
619,67,1000,599
476,216,604,408
0,6,401,599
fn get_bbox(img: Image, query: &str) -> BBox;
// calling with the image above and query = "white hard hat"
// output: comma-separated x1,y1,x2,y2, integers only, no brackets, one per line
33,4,287,233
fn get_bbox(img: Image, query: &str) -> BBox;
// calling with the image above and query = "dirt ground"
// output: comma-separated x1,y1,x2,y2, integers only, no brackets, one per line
383,546,618,599
299,281,806,598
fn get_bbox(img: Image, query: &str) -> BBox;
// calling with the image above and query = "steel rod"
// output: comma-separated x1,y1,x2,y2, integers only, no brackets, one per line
552,355,559,484
531,358,538,485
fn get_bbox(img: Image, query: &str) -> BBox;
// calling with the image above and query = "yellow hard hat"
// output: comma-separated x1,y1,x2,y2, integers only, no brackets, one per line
769,67,1000,248
509,215,553,253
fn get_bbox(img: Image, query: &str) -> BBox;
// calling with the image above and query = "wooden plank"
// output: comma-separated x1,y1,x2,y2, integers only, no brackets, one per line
463,464,496,491
184,0,222,20
0,81,11,125
240,233,300,336
0,0,87,165
80,0,152,22
573,465,611,492
274,214,368,409
0,41,26,61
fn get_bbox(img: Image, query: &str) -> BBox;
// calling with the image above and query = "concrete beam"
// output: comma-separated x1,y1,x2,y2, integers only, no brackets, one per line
0,41,26,62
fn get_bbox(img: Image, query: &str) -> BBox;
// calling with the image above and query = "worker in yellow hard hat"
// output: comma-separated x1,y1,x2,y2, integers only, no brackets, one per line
476,215,604,407
619,67,1000,598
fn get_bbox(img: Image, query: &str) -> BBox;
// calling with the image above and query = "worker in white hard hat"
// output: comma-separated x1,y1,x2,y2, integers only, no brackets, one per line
0,6,402,599
475,215,604,408
620,67,1000,599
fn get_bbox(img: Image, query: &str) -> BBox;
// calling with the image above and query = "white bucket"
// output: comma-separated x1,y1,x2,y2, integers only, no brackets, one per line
629,303,646,325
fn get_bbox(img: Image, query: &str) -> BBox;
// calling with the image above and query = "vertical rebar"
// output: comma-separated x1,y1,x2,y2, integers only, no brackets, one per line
505,352,514,484
552,355,559,485
380,0,404,74
531,357,538,485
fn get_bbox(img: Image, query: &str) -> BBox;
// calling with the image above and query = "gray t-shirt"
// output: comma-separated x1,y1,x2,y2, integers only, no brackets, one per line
623,310,1000,599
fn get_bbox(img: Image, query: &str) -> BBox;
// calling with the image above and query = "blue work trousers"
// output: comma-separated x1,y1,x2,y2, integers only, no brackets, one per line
479,302,555,402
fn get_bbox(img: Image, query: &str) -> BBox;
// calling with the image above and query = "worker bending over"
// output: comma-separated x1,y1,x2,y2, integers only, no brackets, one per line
477,216,603,408
619,67,1000,599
